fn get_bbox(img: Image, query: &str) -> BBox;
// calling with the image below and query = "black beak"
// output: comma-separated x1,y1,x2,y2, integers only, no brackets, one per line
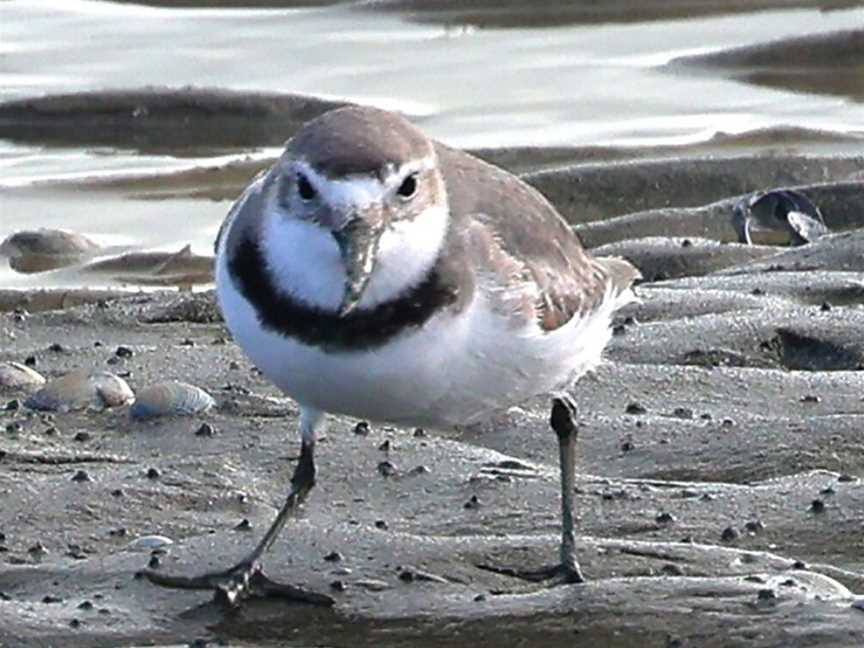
332,216,386,317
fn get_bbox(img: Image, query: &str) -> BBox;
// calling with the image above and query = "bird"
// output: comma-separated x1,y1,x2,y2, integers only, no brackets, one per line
732,188,828,247
143,105,640,606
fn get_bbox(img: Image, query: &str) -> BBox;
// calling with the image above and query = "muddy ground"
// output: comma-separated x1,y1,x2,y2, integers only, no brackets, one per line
2,18,864,647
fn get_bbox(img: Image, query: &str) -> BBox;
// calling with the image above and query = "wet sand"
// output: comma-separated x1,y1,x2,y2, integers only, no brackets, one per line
3,4,864,646
2,146,864,646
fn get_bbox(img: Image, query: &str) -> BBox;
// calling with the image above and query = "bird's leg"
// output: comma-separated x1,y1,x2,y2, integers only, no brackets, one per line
477,397,585,584
143,409,334,607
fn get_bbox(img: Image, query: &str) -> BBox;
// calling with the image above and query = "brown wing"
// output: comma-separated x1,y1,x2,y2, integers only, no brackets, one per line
436,143,639,331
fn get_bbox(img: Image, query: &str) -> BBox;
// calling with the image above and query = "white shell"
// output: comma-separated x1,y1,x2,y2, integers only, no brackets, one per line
25,369,134,412
125,534,174,552
130,381,215,420
0,362,46,392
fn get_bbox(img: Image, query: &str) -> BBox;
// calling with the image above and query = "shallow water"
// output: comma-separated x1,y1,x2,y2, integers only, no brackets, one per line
0,0,863,288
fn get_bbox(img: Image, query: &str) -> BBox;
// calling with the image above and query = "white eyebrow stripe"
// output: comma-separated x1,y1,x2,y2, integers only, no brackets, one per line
292,156,437,208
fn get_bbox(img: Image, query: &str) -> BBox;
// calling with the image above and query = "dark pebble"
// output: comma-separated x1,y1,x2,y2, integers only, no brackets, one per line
625,402,646,415
751,288,764,296
721,418,735,427
42,594,63,604
378,439,391,452
111,488,124,497
48,343,64,353
410,465,429,475
108,528,127,537
464,495,480,510
148,555,161,569
744,520,765,533
234,518,252,531
324,551,343,562
180,338,195,347
661,563,684,576
0,532,5,542
330,580,346,592
681,239,692,248
655,512,675,524
0,592,11,601
5,399,21,411
195,422,216,437
77,600,94,610
94,341,103,348
375,520,388,530
6,422,22,434
377,460,396,477
228,361,240,370
800,394,820,403
72,469,92,482
413,428,426,437
28,542,47,555
145,467,161,479
671,407,693,419
821,485,835,496
720,526,740,542
188,639,209,648
398,569,414,582
69,619,81,629
793,560,807,569
24,356,36,367
810,499,826,513
621,440,634,452
838,473,855,482
354,421,370,436
612,323,626,336
757,588,777,601
43,426,58,436
820,302,832,312
115,346,134,358
473,593,486,602
73,431,91,443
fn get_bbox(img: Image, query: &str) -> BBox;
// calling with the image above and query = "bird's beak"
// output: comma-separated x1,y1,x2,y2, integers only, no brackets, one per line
332,213,386,317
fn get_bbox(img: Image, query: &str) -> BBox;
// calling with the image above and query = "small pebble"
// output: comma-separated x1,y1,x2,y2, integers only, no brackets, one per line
792,560,807,569
409,465,429,475
625,402,646,415
820,302,832,312
720,526,740,542
821,485,835,496
800,394,821,403
71,469,92,483
464,495,480,510
473,593,486,602
73,431,91,443
377,461,396,477
42,594,63,604
330,580,346,592
757,588,777,601
195,422,216,437
744,520,765,534
111,488,124,497
28,542,48,556
24,356,37,367
4,399,21,411
838,473,855,483
661,564,684,576
354,421,370,436
671,407,693,419
375,520,388,530
69,619,80,629
655,512,675,524
145,467,161,480
148,555,161,569
234,518,252,531
621,440,634,452
413,428,426,437
324,551,343,562
810,499,826,513
115,346,134,358
378,439,391,452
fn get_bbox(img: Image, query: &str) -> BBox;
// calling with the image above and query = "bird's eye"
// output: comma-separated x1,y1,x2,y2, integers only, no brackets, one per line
397,173,418,199
297,173,317,201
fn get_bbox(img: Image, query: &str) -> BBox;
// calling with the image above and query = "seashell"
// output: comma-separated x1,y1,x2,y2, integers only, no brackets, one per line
0,361,46,392
125,534,174,552
25,369,134,412
0,229,102,274
130,381,215,420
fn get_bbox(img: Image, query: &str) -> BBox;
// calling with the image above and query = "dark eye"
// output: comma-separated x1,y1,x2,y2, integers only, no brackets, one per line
297,173,317,201
397,173,418,199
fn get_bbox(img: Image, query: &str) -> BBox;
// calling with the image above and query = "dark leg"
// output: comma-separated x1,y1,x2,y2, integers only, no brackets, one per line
143,409,334,607
477,397,585,584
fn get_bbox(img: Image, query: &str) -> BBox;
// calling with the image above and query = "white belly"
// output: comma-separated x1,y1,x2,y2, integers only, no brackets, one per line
216,255,618,429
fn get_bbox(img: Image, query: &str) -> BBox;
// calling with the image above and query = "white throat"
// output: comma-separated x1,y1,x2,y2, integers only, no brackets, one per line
259,203,449,312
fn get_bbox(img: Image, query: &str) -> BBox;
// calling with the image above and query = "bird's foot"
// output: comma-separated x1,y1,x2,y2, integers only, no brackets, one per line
141,560,335,607
476,561,585,585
